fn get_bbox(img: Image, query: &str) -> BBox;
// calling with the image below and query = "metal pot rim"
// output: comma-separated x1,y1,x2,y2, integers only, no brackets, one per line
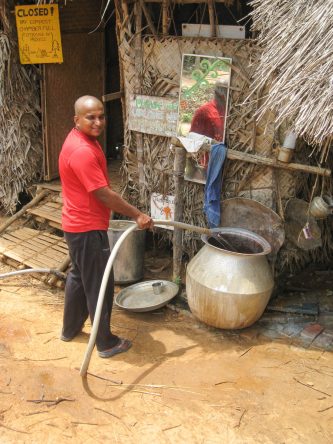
201,227,272,256
109,220,141,231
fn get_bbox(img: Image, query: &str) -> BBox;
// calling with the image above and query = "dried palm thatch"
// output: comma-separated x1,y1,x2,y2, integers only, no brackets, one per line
0,6,43,214
249,0,333,146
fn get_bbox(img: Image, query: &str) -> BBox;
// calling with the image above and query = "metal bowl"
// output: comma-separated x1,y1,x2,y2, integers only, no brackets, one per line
115,280,179,312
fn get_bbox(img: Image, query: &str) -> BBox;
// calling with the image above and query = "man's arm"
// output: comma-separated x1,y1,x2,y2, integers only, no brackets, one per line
92,186,153,230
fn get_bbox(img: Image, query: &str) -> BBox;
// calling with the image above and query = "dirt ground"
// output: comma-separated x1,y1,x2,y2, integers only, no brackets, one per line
1,262,333,444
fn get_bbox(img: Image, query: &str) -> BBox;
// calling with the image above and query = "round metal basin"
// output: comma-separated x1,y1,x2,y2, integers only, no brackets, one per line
115,280,179,312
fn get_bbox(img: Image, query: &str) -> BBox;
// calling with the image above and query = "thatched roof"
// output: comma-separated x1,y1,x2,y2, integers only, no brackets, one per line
249,0,333,146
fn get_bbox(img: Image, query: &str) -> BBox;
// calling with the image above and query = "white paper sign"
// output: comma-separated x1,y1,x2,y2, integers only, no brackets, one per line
151,193,175,230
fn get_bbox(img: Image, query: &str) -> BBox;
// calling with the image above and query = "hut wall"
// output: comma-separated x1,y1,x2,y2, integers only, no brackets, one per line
118,33,283,255
0,4,43,214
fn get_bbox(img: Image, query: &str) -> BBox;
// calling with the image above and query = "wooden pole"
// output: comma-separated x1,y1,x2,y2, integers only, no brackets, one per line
208,0,216,38
47,254,71,287
172,146,187,281
162,0,169,35
134,1,146,206
170,137,331,177
0,189,49,234
139,0,157,36
226,148,331,177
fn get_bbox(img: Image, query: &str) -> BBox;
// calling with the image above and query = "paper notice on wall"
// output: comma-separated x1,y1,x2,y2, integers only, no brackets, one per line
15,4,63,64
151,193,175,230
129,94,178,137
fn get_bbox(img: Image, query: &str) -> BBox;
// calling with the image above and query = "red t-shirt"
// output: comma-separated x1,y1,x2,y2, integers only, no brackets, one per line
190,99,225,142
59,128,111,232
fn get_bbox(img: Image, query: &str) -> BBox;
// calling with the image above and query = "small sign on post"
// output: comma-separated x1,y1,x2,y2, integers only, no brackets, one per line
15,4,63,64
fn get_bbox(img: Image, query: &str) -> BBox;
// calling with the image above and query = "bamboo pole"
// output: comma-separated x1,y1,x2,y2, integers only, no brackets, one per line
0,189,49,234
162,0,169,35
138,0,157,36
47,254,71,287
172,146,187,281
226,148,331,177
208,0,216,38
134,1,146,205
170,138,331,177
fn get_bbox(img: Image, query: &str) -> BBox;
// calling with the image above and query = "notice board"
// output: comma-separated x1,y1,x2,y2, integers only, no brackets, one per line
15,4,63,64
128,94,178,137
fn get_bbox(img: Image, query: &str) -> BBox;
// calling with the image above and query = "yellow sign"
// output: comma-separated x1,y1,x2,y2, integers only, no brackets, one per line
15,4,63,64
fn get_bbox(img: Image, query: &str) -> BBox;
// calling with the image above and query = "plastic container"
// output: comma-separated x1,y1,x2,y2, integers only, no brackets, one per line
108,220,146,284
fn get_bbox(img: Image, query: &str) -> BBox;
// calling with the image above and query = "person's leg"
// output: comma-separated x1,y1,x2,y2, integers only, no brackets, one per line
61,232,89,340
78,230,120,351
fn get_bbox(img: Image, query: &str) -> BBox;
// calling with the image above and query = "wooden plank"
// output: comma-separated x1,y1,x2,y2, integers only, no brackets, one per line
47,221,62,230
27,207,62,223
37,183,62,192
102,91,124,102
44,202,62,209
0,238,15,251
2,245,64,267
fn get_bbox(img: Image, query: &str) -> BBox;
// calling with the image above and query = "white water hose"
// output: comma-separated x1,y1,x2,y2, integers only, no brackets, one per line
80,219,211,377
0,268,66,280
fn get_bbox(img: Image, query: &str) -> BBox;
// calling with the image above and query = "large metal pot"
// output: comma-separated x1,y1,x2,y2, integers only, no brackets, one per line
108,220,146,284
186,227,274,329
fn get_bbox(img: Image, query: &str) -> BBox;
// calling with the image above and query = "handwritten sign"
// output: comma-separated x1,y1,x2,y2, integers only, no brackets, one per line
15,4,63,64
129,94,178,137
151,193,175,230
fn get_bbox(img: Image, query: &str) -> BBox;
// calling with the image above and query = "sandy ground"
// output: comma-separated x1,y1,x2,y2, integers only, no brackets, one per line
1,263,333,444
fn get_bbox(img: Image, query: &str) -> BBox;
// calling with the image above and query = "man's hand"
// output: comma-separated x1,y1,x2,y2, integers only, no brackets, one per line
135,213,154,230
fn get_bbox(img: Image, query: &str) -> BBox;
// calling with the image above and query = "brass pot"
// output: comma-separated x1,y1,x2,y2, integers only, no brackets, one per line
186,228,274,329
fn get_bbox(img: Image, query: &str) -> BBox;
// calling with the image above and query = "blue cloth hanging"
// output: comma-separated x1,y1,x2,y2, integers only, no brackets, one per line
203,143,227,228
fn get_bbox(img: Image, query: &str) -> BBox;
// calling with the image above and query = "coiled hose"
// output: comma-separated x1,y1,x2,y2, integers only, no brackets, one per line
80,219,211,377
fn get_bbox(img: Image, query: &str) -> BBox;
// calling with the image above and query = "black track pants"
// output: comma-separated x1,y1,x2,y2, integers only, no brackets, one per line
62,230,119,351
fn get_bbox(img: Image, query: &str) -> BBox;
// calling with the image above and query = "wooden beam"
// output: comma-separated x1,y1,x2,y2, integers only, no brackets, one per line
208,0,216,38
162,0,169,35
102,91,124,102
172,146,187,281
170,138,331,177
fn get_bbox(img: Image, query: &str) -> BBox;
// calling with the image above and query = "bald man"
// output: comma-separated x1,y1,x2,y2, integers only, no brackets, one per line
59,95,153,358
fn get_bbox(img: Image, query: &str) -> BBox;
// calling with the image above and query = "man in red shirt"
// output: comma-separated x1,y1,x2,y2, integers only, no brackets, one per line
59,95,153,358
190,81,227,167
190,80,227,142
